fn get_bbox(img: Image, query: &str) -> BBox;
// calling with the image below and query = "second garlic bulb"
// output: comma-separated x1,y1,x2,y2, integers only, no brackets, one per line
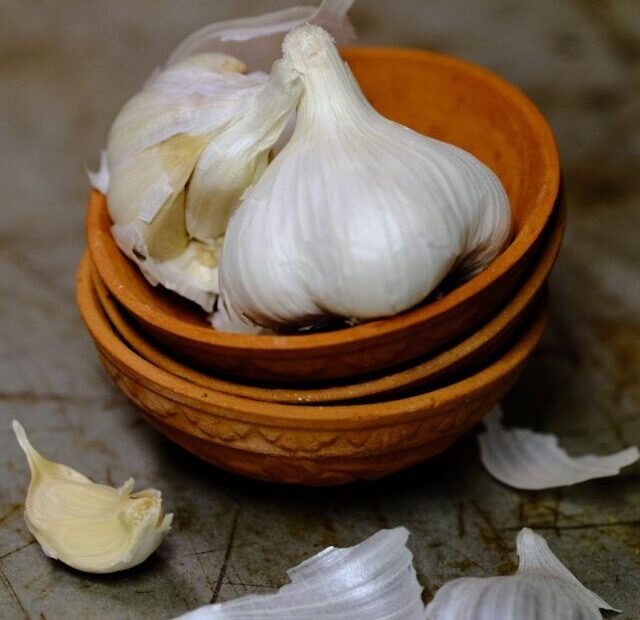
217,25,512,330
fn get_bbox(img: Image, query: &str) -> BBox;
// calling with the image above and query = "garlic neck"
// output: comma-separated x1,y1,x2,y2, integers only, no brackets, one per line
283,24,370,126
243,59,302,145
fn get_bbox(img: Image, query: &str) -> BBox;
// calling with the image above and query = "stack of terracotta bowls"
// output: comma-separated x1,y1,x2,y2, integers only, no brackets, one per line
77,47,562,485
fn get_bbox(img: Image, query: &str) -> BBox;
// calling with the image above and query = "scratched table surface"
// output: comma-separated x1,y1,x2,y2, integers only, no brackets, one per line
1,1,639,618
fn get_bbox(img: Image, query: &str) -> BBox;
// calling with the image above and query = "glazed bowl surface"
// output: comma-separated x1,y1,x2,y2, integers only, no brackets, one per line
87,46,559,383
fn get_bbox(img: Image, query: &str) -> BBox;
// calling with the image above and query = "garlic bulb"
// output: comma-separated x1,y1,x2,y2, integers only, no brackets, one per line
479,407,640,490
90,0,355,313
218,25,512,330
105,55,302,311
12,421,172,574
175,527,425,620
425,527,619,619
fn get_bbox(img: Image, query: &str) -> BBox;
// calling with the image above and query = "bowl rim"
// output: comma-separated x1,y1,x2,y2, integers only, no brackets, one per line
89,197,565,403
88,45,559,353
77,251,547,429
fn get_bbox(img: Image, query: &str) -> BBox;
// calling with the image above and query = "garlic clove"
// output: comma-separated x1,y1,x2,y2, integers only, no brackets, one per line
107,133,210,257
478,407,639,490
105,54,265,171
168,52,248,76
166,0,355,73
144,191,189,261
424,527,620,619
100,53,267,311
175,527,425,619
218,25,512,331
13,421,172,574
185,58,303,242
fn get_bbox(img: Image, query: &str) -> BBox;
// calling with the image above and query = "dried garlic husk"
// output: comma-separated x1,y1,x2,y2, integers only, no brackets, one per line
425,527,619,619
167,0,356,72
13,421,172,574
217,25,512,330
479,408,639,490
175,527,425,619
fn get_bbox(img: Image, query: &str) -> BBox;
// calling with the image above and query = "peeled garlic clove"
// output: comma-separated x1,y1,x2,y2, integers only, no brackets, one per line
186,58,303,242
425,527,619,619
218,25,512,330
176,527,425,620
12,421,172,574
167,0,356,72
479,407,640,490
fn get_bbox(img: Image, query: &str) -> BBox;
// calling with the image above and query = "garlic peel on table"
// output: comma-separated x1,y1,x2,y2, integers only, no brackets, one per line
12,421,172,574
175,527,425,620
479,407,640,490
217,25,512,330
425,527,619,619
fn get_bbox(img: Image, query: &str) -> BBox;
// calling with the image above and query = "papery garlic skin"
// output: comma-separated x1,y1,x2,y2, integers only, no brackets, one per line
185,58,303,242
175,527,425,620
12,421,172,574
218,25,512,330
106,54,259,171
167,0,356,72
425,528,619,620
479,407,640,490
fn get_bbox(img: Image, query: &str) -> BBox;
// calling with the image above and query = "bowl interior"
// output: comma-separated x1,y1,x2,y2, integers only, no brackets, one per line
88,46,559,352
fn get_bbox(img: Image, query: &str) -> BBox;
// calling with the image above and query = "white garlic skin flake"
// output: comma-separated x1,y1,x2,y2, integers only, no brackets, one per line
218,25,512,330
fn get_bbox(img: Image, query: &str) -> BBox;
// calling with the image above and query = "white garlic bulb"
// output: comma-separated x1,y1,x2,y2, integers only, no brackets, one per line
105,55,303,312
217,25,512,330
90,0,356,313
12,421,172,574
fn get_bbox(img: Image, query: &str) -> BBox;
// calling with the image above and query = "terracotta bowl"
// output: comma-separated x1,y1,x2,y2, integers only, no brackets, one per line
87,46,559,383
77,253,548,486
88,196,565,404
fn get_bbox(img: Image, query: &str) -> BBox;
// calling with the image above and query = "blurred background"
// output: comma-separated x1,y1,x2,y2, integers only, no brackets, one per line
1,1,638,618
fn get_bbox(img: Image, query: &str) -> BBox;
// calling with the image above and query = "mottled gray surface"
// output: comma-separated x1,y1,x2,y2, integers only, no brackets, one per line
1,0,639,618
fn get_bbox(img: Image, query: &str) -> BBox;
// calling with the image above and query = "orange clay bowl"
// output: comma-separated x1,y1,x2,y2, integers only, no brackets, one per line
77,252,548,485
88,196,565,404
87,47,559,384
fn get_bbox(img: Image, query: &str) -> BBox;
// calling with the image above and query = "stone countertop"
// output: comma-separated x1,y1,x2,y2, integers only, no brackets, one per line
1,1,638,618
